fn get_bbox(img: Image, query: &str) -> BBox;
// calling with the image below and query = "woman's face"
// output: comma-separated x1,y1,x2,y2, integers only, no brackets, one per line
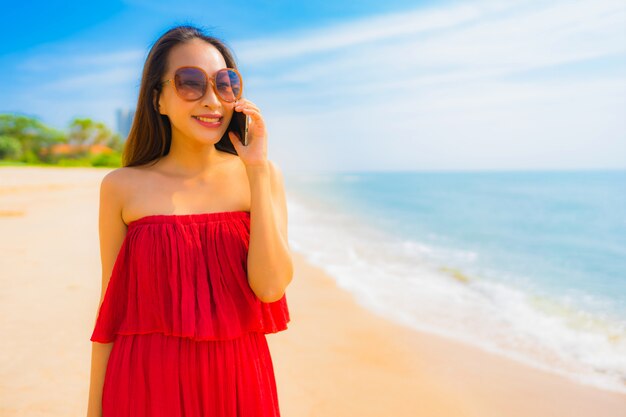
156,38,236,146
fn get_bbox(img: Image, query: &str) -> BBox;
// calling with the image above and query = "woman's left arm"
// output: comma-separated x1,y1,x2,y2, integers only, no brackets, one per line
228,98,293,303
245,160,294,303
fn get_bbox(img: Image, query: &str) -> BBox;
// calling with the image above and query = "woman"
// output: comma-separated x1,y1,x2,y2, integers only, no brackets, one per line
86,24,293,416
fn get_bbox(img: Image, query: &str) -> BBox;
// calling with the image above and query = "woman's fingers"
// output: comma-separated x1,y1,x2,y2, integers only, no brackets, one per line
235,99,260,113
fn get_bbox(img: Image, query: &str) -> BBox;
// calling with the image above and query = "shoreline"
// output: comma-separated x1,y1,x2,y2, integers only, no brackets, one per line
0,166,625,416
275,249,626,416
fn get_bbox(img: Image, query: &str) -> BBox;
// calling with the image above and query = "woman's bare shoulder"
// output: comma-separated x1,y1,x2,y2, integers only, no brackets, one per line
99,164,158,218
101,166,139,193
101,161,159,189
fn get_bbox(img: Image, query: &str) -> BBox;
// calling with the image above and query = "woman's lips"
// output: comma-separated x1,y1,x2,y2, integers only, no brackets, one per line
192,116,222,128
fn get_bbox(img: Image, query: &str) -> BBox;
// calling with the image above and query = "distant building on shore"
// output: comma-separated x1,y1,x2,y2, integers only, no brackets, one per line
40,143,114,157
116,108,135,141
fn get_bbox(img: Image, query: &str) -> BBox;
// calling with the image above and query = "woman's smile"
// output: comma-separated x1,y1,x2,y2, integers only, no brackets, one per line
192,115,223,128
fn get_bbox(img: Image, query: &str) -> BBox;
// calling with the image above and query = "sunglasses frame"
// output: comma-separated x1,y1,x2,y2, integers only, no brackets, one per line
159,66,243,103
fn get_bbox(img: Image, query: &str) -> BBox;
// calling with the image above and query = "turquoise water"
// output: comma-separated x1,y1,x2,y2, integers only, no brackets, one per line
285,169,626,393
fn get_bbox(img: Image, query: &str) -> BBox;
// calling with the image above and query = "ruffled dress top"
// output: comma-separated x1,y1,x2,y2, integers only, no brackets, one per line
90,210,290,416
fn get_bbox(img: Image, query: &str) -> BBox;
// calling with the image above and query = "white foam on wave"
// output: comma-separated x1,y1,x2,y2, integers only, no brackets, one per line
287,196,626,394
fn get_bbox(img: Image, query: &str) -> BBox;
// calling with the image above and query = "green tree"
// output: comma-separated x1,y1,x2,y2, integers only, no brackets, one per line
67,118,116,146
0,113,66,161
0,113,122,167
106,132,124,152
0,135,21,159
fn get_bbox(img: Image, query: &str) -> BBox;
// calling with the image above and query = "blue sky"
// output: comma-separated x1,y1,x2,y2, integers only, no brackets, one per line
2,0,625,172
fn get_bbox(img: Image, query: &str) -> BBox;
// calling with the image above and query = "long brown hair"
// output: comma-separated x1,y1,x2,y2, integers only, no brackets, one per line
122,25,244,167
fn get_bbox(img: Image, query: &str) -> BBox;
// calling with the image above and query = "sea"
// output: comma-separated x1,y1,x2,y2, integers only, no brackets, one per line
283,169,626,394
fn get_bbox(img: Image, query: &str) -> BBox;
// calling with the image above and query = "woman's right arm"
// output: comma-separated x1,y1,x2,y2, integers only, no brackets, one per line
86,170,128,417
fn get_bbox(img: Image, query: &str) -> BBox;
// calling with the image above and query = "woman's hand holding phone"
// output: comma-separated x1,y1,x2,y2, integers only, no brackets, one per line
228,98,268,168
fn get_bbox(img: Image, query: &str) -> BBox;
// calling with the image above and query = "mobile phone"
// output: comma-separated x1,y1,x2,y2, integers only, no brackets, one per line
230,111,249,147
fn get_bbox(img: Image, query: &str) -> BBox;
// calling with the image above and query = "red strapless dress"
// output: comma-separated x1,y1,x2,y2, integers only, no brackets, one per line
90,210,290,416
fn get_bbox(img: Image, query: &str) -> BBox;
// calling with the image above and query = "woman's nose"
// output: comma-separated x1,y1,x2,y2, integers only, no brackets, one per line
200,81,221,106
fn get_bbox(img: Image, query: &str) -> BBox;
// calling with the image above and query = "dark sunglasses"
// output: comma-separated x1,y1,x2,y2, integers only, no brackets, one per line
159,66,243,103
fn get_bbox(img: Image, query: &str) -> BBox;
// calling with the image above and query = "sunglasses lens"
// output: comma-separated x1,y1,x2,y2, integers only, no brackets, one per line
174,68,206,100
172,68,242,102
215,69,242,102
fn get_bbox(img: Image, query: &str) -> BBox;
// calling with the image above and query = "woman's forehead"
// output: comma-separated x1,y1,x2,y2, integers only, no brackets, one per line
167,40,226,72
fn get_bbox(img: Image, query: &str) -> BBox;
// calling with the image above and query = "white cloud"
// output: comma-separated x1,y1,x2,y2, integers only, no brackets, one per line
242,0,626,90
248,0,626,171
17,49,145,72
233,2,485,64
37,67,138,92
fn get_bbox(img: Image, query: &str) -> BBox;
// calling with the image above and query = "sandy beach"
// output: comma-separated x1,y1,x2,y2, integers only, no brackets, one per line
1,165,625,416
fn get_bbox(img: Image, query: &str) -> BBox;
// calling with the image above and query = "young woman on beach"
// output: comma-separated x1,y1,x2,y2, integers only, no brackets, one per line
86,24,292,416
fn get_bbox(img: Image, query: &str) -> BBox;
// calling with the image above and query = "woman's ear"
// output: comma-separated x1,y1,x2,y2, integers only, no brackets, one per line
152,89,161,113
